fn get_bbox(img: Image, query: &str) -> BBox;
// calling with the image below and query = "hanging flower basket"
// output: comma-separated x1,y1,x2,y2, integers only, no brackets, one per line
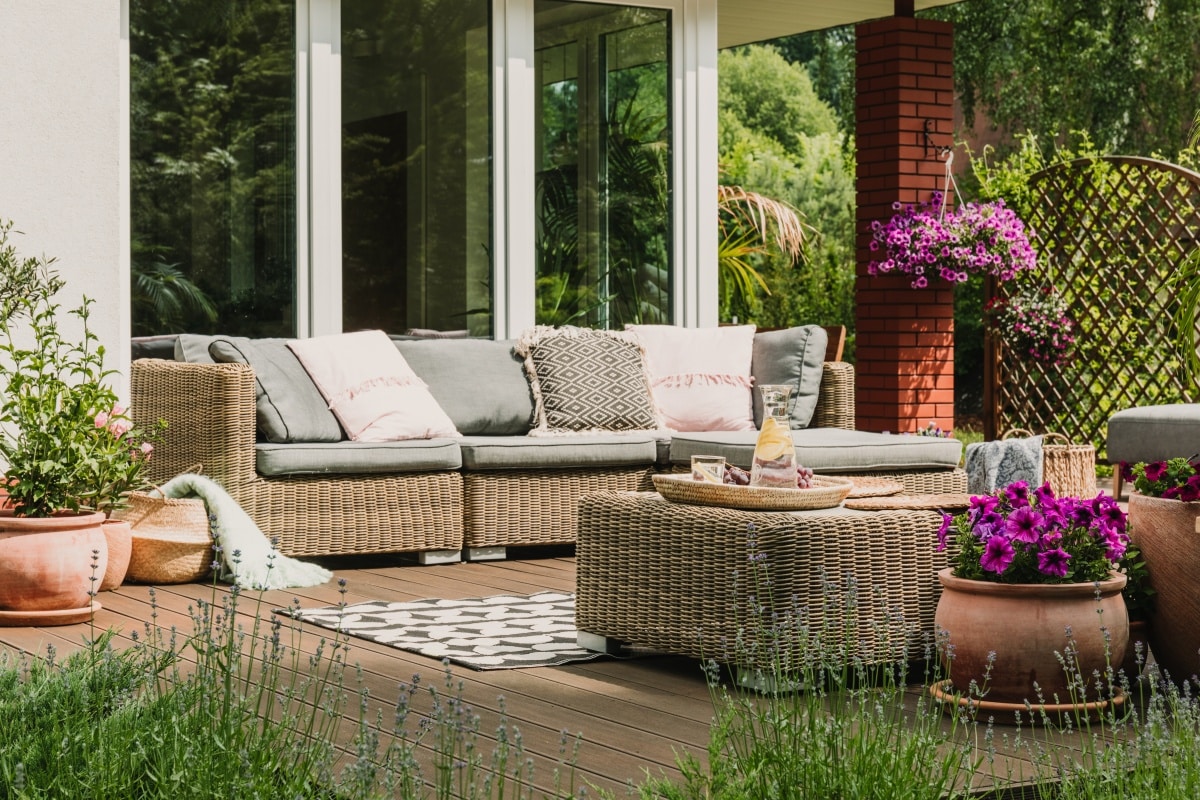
986,284,1077,366
867,192,1039,289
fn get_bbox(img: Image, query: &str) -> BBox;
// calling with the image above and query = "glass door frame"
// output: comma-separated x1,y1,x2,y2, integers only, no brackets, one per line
296,0,716,339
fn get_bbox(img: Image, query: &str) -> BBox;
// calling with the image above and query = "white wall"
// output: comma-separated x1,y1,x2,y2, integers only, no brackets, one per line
0,4,129,394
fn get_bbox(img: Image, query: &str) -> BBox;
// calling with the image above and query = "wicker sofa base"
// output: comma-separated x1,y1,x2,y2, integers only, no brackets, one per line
464,467,655,551
236,471,464,558
575,491,951,666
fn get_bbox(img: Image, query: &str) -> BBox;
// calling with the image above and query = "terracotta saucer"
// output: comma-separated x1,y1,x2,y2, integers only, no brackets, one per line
928,679,1125,725
0,600,101,627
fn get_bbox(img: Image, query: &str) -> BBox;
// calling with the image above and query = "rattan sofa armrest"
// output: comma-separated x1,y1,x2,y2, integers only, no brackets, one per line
812,361,855,430
131,359,258,488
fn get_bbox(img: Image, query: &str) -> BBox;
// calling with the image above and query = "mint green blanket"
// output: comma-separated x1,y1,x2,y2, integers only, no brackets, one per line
157,473,333,590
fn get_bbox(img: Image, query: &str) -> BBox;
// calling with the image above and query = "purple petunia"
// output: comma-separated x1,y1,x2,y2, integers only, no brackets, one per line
981,535,1015,574
1037,547,1071,578
948,481,1129,585
1005,505,1044,544
1144,461,1168,483
936,511,953,552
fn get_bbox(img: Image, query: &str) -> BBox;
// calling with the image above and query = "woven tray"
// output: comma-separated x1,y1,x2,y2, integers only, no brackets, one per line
845,476,906,498
843,493,973,511
651,473,852,511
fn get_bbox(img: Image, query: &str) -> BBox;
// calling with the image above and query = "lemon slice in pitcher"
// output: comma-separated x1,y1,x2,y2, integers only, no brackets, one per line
754,417,791,462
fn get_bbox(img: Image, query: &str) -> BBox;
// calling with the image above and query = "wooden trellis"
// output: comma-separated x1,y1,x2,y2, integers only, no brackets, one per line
985,156,1200,459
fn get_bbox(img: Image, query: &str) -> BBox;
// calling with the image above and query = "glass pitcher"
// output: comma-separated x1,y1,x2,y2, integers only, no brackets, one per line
750,384,797,488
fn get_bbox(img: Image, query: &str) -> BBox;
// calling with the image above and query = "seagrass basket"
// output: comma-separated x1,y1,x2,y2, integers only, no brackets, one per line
116,490,213,584
1006,429,1097,498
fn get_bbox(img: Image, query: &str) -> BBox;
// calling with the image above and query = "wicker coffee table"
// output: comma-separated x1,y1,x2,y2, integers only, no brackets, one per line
575,491,952,668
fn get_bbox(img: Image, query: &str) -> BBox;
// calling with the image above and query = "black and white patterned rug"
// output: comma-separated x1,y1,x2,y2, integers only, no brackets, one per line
282,591,605,670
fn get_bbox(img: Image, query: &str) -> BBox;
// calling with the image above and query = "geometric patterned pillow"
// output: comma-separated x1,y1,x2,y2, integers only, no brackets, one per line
514,326,661,436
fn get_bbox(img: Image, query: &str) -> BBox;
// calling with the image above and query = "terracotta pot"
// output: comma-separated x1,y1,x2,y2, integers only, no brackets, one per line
934,568,1128,705
0,511,108,611
1128,492,1200,682
100,518,133,591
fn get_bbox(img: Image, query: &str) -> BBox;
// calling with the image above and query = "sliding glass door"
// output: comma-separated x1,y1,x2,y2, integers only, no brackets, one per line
130,0,681,340
534,1,671,328
130,0,297,336
341,1,492,336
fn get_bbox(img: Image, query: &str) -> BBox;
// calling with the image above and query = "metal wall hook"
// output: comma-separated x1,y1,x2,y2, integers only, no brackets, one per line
924,119,953,160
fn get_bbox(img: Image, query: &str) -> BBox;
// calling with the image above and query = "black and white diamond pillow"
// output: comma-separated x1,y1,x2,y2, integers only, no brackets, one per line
516,326,661,435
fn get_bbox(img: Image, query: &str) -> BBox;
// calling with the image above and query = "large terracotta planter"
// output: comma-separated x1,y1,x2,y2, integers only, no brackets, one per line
1128,492,1200,682
100,518,133,591
933,568,1128,706
0,511,108,616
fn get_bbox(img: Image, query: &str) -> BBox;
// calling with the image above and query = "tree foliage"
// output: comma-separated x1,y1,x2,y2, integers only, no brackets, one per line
717,45,857,347
927,0,1200,157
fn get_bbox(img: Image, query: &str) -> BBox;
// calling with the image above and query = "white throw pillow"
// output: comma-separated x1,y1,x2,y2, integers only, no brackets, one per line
625,324,756,431
287,330,460,442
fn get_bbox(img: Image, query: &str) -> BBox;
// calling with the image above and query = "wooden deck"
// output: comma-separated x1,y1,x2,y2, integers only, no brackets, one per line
0,547,1096,797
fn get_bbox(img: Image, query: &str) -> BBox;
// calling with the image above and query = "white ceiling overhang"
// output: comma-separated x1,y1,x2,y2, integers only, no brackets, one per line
718,1,965,49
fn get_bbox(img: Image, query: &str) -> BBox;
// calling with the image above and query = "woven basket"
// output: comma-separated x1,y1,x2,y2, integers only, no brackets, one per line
1005,429,1097,498
651,473,852,511
116,490,212,584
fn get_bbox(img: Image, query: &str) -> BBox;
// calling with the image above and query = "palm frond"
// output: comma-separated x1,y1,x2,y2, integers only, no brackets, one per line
717,183,810,264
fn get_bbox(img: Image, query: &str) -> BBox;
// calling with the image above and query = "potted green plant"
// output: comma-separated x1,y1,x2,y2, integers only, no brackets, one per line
0,220,159,621
932,481,1130,716
1123,456,1200,682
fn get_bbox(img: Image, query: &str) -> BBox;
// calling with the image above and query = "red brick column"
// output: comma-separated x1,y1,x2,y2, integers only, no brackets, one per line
854,16,955,434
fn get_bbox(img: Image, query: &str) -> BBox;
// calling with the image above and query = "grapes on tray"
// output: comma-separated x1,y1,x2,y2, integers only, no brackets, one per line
796,464,815,489
722,465,751,486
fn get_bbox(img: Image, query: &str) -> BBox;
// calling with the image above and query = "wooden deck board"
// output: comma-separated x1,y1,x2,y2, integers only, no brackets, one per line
0,551,1090,797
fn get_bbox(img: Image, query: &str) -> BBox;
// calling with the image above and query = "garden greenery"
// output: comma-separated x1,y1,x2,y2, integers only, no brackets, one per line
0,221,160,517
984,282,1077,366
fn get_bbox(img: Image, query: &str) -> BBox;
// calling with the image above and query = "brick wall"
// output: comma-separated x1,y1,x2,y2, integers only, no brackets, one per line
854,16,955,434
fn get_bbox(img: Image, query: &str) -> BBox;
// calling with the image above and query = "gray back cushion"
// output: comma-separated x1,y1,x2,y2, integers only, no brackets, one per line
174,333,218,364
751,325,829,429
395,339,534,436
208,337,344,443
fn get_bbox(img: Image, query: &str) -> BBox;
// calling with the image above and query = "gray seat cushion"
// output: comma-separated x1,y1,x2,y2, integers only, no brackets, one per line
395,339,534,436
208,336,344,443
751,326,828,429
670,428,963,472
256,438,462,476
1107,404,1200,464
459,435,658,470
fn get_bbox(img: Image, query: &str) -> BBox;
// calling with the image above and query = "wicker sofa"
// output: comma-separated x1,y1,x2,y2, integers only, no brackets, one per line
131,330,965,562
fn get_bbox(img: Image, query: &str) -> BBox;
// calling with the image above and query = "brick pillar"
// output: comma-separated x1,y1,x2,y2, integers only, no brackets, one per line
854,16,955,434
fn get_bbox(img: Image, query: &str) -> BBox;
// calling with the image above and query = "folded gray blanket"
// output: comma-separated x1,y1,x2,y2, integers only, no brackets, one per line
964,435,1043,495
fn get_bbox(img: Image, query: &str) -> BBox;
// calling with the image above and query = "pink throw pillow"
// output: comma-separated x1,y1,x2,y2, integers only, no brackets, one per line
287,330,460,442
625,324,756,431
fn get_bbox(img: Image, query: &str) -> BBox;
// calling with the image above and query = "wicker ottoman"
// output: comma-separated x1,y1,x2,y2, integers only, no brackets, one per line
575,491,951,668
